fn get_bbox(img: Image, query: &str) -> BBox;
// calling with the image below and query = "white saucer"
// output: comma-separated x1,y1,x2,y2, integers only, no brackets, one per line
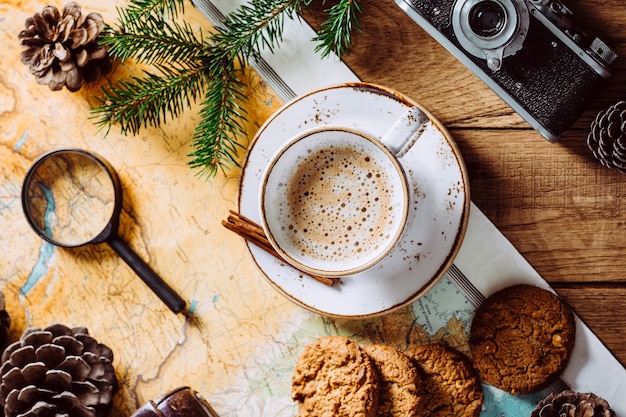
238,83,470,318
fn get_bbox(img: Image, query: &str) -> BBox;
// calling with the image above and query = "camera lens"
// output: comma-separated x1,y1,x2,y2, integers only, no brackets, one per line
452,0,529,67
469,0,506,38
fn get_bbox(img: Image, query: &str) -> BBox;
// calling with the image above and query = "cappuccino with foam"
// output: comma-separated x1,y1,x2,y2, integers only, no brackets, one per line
261,127,409,277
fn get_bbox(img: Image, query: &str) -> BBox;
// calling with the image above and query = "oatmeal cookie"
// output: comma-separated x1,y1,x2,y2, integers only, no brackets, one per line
469,284,576,394
292,336,379,417
363,344,423,417
405,342,483,417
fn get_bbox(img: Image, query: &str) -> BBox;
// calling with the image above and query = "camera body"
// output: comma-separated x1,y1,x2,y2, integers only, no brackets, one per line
396,0,617,141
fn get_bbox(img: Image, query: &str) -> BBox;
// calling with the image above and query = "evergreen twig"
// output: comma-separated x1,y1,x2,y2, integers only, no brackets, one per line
91,0,362,177
100,10,206,66
314,0,362,58
212,0,311,60
126,0,185,19
92,63,209,135
189,49,248,177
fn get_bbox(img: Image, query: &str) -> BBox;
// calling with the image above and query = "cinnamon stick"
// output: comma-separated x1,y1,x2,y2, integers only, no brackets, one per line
222,210,340,287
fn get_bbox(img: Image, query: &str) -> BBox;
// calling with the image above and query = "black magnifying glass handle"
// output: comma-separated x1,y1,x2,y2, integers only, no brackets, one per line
107,234,187,315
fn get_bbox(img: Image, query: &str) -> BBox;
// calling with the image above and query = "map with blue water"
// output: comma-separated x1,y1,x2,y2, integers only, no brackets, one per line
228,273,550,416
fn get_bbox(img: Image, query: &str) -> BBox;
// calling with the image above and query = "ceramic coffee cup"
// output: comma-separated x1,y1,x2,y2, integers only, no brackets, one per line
259,107,428,277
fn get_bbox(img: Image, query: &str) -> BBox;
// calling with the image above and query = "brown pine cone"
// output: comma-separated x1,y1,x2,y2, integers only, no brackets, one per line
18,2,111,92
0,324,117,417
531,390,615,417
0,292,10,354
587,100,626,173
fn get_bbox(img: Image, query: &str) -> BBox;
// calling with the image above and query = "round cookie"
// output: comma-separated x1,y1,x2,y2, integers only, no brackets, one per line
292,336,379,417
469,284,576,394
404,342,483,417
363,344,423,417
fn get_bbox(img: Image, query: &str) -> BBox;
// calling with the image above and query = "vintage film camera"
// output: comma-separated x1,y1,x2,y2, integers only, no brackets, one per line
396,0,618,141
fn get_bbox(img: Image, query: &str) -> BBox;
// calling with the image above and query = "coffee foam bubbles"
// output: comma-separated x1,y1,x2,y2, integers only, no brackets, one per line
271,136,406,271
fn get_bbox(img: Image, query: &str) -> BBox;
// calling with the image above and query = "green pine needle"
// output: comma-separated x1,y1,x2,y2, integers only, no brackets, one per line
91,0,362,177
101,10,206,66
314,0,362,58
126,0,185,19
188,49,249,177
212,0,311,60
92,63,209,135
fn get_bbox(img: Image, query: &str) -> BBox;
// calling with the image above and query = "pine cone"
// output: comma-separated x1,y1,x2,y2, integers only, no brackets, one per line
0,292,11,353
18,2,111,92
531,390,616,417
0,324,117,417
587,101,626,173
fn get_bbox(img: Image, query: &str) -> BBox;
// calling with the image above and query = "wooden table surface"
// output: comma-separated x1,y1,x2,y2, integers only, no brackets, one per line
1,1,625,412
304,1,626,365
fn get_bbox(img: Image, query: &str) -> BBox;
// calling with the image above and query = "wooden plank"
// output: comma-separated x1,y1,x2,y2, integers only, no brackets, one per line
450,128,626,284
555,286,626,367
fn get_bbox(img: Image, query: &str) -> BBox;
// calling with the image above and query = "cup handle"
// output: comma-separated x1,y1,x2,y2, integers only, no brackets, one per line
381,106,430,158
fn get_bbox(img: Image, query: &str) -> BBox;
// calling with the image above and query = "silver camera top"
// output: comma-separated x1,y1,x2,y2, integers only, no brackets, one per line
529,0,579,39
451,0,617,74
452,0,529,70
396,0,618,141
528,0,617,71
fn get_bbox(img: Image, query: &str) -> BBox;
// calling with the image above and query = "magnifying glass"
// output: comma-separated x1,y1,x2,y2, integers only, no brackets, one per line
21,148,187,316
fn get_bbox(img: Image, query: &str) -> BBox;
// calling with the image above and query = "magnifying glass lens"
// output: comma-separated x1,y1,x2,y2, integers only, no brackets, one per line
24,151,116,246
23,149,187,316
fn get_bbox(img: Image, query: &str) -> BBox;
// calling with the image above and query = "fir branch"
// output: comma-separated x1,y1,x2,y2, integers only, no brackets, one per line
92,62,209,135
212,0,311,60
314,0,362,58
126,0,185,19
92,0,364,177
101,10,206,66
188,50,248,177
